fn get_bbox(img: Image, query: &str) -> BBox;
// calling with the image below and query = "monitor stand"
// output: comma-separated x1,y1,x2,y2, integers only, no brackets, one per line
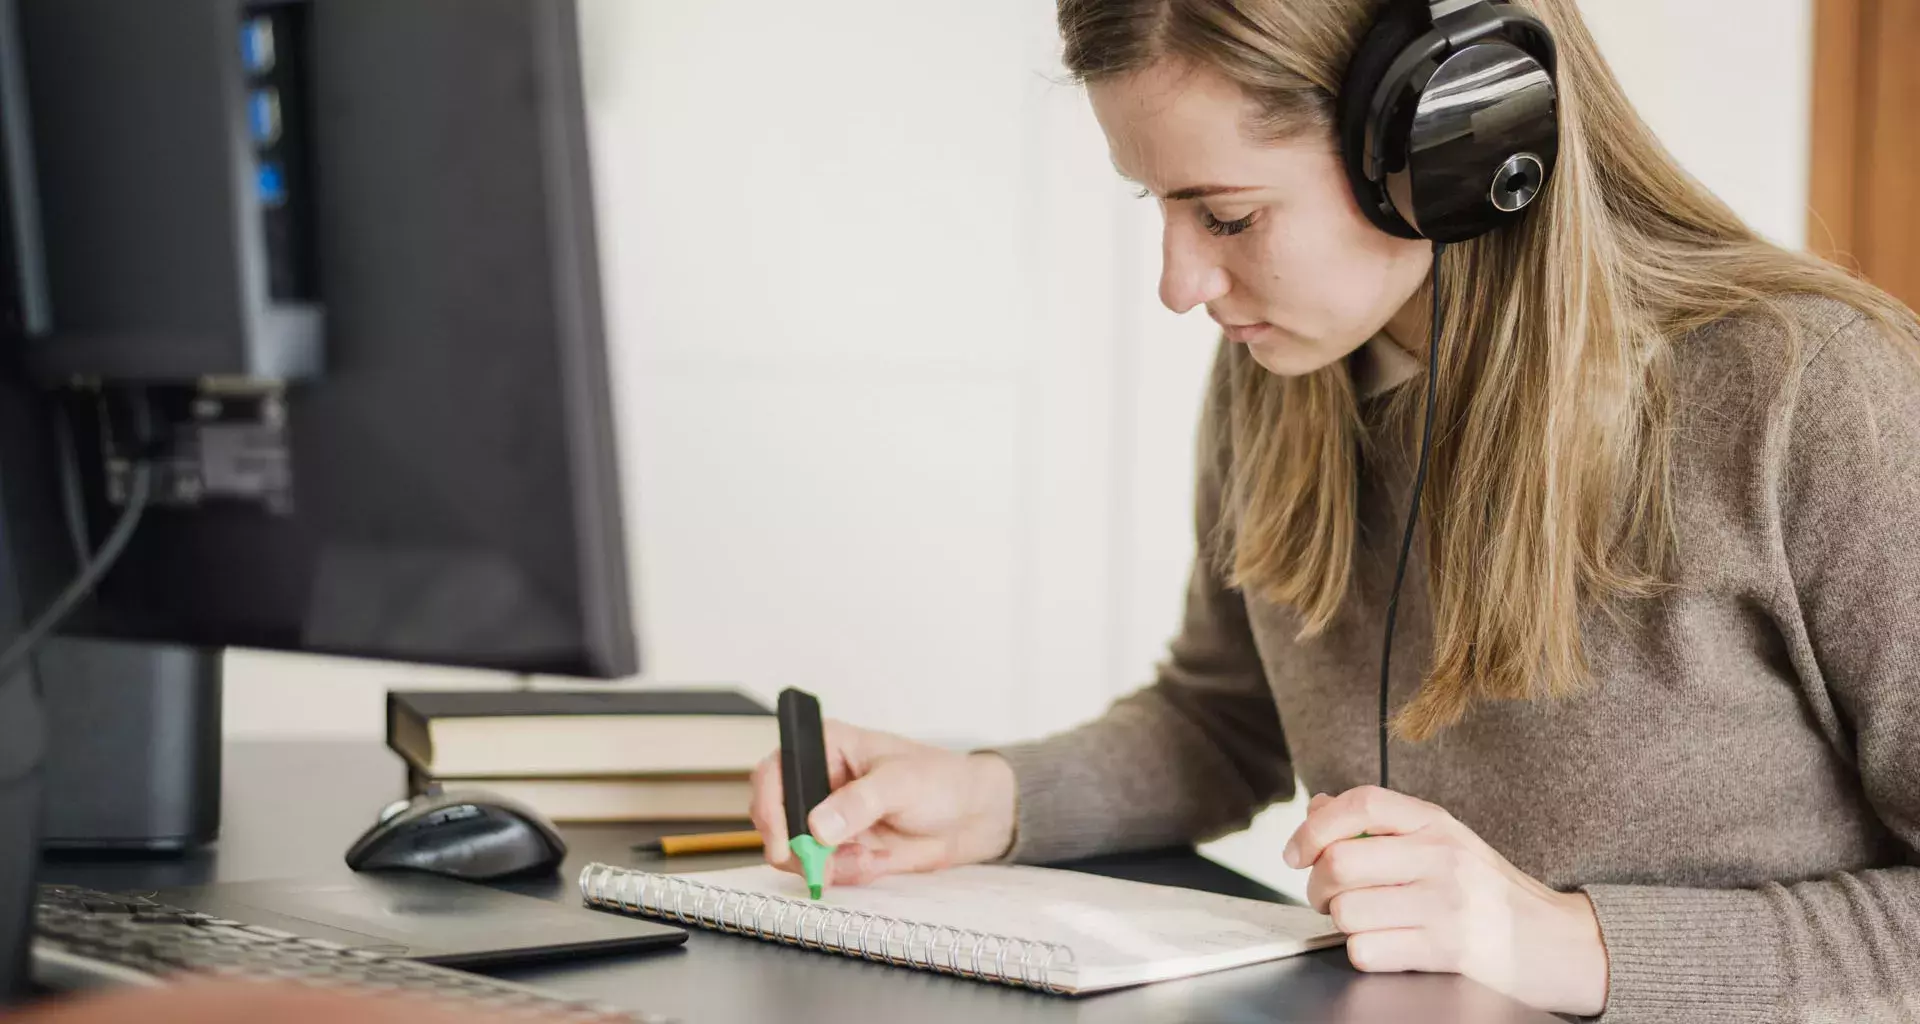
0,639,222,1004
38,638,222,852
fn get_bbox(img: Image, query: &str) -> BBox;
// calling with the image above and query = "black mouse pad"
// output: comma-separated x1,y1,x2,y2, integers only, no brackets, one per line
148,871,685,969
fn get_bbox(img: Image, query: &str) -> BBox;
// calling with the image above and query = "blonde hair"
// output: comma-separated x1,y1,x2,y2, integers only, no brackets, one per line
1059,0,1920,739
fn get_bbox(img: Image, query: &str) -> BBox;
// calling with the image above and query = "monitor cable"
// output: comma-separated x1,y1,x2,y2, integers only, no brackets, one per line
0,395,156,683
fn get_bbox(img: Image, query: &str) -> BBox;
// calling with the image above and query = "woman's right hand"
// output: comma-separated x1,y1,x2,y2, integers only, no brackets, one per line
747,721,1018,887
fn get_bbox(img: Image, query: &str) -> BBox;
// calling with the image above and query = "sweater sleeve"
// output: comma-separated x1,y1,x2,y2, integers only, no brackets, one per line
1578,314,1920,1024
989,344,1295,865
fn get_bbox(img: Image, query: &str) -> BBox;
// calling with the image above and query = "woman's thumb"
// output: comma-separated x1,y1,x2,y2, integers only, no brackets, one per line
807,762,910,846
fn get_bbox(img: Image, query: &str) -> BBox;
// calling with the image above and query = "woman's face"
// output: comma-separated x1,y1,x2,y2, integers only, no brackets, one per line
1089,60,1433,376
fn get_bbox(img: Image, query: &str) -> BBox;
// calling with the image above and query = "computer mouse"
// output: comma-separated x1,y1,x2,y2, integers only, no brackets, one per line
345,787,568,881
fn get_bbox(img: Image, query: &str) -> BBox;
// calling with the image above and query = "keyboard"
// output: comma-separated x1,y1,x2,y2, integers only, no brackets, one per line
33,884,673,1023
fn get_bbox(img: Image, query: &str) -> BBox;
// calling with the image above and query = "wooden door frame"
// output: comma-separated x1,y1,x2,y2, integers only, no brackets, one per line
1809,0,1919,310
1807,0,1864,263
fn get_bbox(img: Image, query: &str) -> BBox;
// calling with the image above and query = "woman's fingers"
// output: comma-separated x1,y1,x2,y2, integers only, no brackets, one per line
747,754,790,866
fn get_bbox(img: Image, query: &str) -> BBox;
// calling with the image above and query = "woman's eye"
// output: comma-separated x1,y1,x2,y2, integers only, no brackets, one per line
1200,207,1257,237
1132,186,1258,237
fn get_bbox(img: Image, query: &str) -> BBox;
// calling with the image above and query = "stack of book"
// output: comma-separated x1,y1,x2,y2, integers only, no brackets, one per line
385,689,777,823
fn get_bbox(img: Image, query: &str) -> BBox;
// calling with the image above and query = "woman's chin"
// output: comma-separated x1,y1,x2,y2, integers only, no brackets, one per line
1244,334,1338,378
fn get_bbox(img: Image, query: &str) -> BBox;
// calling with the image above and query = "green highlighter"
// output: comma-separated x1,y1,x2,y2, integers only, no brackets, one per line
778,687,835,900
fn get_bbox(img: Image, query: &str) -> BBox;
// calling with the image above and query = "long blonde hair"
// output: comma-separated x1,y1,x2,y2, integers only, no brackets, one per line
1059,0,1920,739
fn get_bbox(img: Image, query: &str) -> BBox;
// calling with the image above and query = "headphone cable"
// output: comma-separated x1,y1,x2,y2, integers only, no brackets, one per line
1378,239,1446,790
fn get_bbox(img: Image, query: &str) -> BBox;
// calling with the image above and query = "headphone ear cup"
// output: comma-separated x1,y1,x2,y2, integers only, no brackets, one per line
1337,5,1430,238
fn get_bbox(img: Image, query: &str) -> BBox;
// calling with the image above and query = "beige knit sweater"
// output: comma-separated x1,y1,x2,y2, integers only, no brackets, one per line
995,295,1920,1023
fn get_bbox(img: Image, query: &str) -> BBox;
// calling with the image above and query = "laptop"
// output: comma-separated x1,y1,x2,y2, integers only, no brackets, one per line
146,872,685,969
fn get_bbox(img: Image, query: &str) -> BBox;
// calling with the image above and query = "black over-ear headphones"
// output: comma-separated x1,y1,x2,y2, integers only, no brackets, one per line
1337,0,1559,244
1333,2,1561,790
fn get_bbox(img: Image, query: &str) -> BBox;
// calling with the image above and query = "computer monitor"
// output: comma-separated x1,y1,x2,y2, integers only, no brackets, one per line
0,0,638,1000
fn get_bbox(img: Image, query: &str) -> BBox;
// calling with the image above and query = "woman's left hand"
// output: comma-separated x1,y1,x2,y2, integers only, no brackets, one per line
1284,786,1610,1017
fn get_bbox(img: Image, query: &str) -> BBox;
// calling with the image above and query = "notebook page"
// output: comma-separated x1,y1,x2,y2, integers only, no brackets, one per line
665,863,1343,993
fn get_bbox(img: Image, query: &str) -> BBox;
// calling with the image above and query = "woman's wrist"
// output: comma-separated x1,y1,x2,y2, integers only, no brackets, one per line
961,752,1018,863
1550,890,1610,1017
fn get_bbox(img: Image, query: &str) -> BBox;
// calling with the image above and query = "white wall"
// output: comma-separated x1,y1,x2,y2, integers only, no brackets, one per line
1580,0,1813,248
222,0,1815,897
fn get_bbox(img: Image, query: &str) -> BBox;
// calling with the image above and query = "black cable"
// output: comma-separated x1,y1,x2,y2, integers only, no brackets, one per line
0,394,158,684
0,462,150,684
1378,240,1446,790
51,405,91,563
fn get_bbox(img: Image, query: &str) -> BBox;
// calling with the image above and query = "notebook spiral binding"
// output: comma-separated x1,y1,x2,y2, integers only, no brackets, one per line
578,863,1074,994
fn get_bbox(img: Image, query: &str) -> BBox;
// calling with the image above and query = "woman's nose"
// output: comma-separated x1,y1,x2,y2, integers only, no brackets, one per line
1158,222,1230,315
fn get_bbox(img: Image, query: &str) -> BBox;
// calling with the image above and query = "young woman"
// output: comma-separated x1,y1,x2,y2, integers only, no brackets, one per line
748,1,1920,1019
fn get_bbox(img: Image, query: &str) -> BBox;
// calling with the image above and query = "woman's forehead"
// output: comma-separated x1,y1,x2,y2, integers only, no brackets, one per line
1090,65,1326,196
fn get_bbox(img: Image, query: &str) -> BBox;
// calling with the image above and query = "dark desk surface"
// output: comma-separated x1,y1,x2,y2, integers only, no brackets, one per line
40,742,1557,1024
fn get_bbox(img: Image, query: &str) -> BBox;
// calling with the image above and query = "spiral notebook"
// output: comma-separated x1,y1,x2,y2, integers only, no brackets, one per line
577,861,1343,994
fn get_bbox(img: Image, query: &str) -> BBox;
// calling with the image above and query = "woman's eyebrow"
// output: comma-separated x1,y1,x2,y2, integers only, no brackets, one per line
1162,184,1258,201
